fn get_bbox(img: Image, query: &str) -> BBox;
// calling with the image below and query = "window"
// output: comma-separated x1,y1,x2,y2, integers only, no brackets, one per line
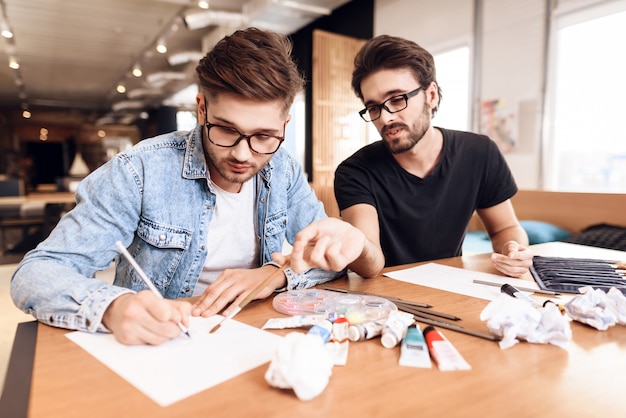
176,111,197,131
433,46,470,131
546,1,626,192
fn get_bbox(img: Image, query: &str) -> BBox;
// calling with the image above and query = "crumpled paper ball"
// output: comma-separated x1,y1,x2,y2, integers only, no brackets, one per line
564,286,626,330
480,293,572,349
265,331,334,401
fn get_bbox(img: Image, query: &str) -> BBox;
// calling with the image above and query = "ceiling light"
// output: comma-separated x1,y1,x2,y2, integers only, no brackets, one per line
198,1,209,9
132,64,142,77
22,109,31,119
156,39,167,54
8,56,19,69
1,19,12,38
116,84,126,94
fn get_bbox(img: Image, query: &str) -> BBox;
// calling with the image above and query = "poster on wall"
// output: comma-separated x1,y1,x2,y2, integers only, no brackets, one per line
480,99,517,153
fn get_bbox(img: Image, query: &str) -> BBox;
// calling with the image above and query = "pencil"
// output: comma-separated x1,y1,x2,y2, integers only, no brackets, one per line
209,260,291,334
115,241,191,338
472,279,561,296
394,302,462,321
412,314,501,342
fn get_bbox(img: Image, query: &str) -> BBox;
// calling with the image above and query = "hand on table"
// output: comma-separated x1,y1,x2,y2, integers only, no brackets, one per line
491,240,533,278
191,265,286,318
102,290,191,345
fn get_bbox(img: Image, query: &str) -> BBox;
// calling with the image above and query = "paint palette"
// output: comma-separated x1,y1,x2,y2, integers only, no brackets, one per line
272,289,397,324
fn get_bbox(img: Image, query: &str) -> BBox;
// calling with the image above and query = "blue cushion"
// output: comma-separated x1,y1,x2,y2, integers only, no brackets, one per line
520,220,571,245
462,231,493,254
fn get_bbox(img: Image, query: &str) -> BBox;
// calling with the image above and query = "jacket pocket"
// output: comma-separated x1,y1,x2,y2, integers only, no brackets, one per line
263,210,287,256
132,219,192,290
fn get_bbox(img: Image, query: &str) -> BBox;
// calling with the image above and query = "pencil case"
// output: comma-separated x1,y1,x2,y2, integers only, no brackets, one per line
530,256,626,295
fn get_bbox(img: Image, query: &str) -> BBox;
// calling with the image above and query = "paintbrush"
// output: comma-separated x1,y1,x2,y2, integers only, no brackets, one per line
412,314,501,342
323,286,432,308
394,302,462,321
209,260,291,334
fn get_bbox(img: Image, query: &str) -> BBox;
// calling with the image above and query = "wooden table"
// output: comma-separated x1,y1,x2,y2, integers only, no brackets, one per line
3,245,626,418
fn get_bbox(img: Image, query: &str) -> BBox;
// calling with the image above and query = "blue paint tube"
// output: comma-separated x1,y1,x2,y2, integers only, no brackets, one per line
399,325,432,368
307,319,333,343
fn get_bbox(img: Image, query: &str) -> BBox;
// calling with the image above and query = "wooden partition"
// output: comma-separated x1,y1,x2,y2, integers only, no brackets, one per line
311,30,369,218
469,189,626,233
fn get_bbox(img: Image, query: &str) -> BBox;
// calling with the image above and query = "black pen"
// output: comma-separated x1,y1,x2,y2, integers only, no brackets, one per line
472,279,561,296
501,283,541,307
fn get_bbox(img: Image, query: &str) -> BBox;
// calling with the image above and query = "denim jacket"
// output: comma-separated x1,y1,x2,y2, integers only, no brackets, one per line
11,125,343,332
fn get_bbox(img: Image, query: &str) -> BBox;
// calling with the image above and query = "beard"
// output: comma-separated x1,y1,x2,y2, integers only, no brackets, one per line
382,101,432,154
203,139,265,187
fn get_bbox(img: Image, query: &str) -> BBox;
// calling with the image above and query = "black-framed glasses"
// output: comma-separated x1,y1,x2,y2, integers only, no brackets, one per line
358,86,425,122
204,122,284,155
202,98,284,155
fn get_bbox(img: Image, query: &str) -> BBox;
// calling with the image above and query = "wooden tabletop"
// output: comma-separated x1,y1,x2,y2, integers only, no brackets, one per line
0,192,75,208
8,249,626,418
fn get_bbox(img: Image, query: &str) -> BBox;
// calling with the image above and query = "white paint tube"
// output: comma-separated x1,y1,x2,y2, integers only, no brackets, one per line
381,310,415,349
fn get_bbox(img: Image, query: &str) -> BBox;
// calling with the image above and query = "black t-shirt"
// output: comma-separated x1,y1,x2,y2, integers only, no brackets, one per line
334,128,518,267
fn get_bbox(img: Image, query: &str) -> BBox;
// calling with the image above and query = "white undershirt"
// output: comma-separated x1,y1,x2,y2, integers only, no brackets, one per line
194,178,259,296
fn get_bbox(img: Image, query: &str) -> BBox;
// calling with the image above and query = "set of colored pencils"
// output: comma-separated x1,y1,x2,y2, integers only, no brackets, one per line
531,256,626,294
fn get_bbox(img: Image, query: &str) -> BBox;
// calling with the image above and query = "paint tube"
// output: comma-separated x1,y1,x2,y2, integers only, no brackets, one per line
398,325,431,368
348,319,386,341
307,319,333,343
381,310,414,348
423,326,471,371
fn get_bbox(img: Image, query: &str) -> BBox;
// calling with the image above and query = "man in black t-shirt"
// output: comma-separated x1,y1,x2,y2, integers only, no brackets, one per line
334,34,532,278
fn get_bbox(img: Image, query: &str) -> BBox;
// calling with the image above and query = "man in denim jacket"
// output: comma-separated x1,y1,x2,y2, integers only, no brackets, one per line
11,28,346,345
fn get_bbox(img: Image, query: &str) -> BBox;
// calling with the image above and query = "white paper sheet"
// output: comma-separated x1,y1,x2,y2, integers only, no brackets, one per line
383,242,626,301
66,315,282,406
384,263,543,301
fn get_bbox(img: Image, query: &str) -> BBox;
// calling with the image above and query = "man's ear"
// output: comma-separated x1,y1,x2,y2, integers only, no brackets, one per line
195,93,206,122
425,82,439,110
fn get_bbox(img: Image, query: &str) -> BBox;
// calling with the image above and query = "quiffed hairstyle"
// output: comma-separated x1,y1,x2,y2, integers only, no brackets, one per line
196,27,305,115
351,35,443,116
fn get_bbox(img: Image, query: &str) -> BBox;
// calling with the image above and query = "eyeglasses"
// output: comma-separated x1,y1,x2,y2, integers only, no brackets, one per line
358,86,425,122
204,122,285,154
202,98,285,155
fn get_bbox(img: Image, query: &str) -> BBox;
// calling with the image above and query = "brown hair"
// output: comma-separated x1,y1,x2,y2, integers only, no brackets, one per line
351,35,443,116
196,27,305,114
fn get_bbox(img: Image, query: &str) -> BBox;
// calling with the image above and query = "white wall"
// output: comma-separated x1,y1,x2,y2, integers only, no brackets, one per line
374,0,546,189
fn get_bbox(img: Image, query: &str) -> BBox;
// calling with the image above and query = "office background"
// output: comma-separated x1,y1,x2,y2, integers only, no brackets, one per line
1,0,624,196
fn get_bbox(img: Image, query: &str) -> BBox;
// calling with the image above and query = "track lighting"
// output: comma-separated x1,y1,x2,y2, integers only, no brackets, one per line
132,64,142,77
